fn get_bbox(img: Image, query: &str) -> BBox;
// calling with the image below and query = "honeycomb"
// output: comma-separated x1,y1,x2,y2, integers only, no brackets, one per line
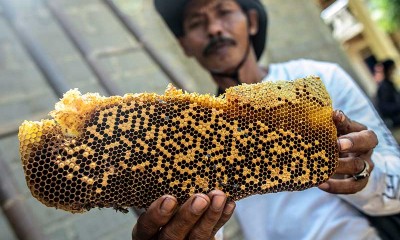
18,76,338,213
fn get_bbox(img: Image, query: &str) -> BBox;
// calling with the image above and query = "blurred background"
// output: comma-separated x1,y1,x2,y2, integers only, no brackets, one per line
0,0,399,239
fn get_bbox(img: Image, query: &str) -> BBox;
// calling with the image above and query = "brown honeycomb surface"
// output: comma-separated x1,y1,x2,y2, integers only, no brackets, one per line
18,76,338,213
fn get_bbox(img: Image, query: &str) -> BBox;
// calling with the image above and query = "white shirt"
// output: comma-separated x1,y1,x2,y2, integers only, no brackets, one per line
233,59,400,240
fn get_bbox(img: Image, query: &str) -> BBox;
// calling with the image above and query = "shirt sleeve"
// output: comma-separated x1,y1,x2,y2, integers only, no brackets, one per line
327,65,400,216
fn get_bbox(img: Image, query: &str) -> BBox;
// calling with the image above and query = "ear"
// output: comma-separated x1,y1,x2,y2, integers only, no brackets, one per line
178,37,194,57
247,9,259,36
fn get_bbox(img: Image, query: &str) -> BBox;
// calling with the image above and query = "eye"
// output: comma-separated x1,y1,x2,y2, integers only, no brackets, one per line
219,9,231,16
187,18,205,30
218,7,233,16
188,21,202,29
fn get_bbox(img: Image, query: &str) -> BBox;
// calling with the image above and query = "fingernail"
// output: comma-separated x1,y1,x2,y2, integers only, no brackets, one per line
338,138,353,151
192,196,208,214
336,110,345,122
223,202,235,214
160,197,176,214
212,195,226,211
319,182,329,191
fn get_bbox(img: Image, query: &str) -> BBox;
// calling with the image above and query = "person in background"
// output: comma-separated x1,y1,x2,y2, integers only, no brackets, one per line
131,0,400,239
376,59,400,128
373,61,384,84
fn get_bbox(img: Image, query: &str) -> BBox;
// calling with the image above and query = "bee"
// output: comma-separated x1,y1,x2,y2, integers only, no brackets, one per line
113,205,129,214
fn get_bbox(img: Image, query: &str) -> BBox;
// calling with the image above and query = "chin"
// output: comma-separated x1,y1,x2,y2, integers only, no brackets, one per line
204,58,241,74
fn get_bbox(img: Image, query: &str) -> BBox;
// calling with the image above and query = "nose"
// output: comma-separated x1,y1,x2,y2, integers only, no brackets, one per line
207,18,223,38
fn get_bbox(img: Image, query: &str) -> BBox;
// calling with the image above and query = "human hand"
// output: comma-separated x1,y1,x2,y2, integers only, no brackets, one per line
132,190,235,240
319,110,378,194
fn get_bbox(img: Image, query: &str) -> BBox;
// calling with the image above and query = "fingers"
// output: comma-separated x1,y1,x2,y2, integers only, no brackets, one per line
190,190,233,239
133,192,235,240
333,110,367,135
188,190,227,239
336,156,365,175
210,201,236,237
319,177,368,194
337,130,378,153
321,153,374,194
159,194,210,240
132,195,178,240
323,111,378,195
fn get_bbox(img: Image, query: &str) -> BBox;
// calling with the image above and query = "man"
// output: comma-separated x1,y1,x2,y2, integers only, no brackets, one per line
132,0,400,239
376,59,400,128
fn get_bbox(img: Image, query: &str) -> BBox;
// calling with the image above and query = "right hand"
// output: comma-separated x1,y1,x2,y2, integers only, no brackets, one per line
132,190,236,240
318,110,378,194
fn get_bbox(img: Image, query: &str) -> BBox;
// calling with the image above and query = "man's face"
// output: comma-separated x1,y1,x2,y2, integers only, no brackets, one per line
179,0,258,74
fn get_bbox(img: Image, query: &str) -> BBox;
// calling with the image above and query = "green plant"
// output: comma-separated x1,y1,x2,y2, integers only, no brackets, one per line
370,0,400,32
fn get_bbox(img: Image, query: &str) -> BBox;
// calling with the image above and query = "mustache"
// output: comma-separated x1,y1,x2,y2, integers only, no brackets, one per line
203,36,236,56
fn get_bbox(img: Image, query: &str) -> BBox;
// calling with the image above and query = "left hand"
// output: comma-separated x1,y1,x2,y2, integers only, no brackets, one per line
132,190,235,240
319,110,378,194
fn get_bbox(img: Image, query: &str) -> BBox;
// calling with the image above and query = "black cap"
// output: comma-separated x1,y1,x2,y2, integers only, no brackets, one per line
154,0,268,60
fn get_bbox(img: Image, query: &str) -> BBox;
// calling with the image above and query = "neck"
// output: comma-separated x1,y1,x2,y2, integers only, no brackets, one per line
211,48,267,92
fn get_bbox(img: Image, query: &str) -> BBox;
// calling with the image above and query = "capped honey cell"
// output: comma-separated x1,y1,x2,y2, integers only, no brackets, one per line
18,76,338,213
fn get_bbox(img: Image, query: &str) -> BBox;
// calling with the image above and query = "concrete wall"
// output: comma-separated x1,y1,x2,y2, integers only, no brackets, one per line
261,0,357,78
0,0,356,239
